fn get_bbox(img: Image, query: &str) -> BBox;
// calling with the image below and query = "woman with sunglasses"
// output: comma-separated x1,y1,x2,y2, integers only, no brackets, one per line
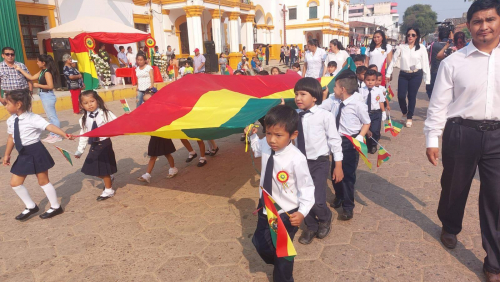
386,28,430,128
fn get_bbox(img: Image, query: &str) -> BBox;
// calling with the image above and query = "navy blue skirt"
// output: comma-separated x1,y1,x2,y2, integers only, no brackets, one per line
11,141,55,176
148,136,176,157
81,138,117,177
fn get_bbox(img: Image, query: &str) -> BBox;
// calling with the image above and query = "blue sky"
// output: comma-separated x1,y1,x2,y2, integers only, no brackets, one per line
354,0,473,22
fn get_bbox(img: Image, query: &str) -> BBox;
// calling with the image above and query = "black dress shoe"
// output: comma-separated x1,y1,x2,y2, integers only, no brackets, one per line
197,159,207,167
39,206,63,219
186,153,197,162
332,197,343,208
317,215,333,239
369,146,377,154
240,135,245,142
15,205,39,221
298,230,317,245
210,147,219,156
440,228,457,249
484,267,500,282
340,209,353,221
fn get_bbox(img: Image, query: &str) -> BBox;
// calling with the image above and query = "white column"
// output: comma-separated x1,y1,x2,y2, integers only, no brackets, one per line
229,13,240,53
241,14,255,52
323,33,329,48
184,6,205,55
212,17,222,53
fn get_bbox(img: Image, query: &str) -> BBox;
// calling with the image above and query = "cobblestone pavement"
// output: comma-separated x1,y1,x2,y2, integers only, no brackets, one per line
0,72,486,282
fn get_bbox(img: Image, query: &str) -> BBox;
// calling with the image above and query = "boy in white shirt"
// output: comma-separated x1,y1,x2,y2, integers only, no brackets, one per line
359,69,386,154
246,105,315,282
376,72,391,111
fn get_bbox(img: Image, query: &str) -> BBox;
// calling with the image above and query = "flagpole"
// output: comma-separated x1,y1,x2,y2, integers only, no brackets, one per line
369,137,391,155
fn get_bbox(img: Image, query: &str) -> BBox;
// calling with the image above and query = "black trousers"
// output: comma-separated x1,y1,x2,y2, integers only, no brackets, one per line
304,157,332,232
438,121,500,273
331,137,359,211
367,110,382,150
425,72,438,99
397,70,423,120
253,208,299,282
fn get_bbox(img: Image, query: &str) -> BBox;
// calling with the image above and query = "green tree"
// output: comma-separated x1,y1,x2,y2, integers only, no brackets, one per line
400,4,438,36
462,27,472,39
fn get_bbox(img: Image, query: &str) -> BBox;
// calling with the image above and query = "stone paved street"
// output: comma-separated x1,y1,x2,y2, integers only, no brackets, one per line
0,72,486,281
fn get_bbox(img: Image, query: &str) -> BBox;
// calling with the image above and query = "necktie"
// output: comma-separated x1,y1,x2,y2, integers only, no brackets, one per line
336,102,345,131
367,88,372,111
87,111,99,144
297,110,310,157
14,117,23,152
263,150,275,196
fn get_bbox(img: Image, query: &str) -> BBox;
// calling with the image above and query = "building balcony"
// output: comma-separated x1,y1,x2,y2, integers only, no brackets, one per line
390,9,397,14
349,13,363,17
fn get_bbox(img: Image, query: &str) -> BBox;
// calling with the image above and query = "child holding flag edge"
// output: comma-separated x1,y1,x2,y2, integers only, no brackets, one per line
245,105,315,282
319,70,371,220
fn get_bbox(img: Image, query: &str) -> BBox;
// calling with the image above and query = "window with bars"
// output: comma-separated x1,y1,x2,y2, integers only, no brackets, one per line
19,15,47,59
289,8,297,20
309,6,318,19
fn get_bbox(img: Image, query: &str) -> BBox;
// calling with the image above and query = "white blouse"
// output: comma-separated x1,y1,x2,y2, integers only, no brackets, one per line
135,65,153,91
387,44,431,84
304,48,326,78
366,44,393,71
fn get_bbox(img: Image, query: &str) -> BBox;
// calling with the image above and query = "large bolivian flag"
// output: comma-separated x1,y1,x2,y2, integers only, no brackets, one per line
82,72,335,140
69,35,100,90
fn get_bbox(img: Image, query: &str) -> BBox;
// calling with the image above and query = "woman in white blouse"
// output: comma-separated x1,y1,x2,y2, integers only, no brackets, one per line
302,39,326,78
324,39,349,77
135,53,154,107
365,30,393,73
386,28,430,128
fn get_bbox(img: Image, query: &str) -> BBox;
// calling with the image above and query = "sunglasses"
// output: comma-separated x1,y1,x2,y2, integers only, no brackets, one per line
3,53,15,57
407,34,417,38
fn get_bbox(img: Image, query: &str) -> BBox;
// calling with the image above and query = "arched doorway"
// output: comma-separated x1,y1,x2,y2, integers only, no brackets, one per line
179,22,189,55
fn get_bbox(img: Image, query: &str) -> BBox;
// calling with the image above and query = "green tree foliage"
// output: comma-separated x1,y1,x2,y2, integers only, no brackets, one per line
462,27,472,39
400,4,438,36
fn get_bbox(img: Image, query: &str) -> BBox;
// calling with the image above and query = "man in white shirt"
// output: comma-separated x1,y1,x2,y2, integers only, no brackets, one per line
126,47,135,67
193,48,206,73
424,1,500,280
117,46,128,68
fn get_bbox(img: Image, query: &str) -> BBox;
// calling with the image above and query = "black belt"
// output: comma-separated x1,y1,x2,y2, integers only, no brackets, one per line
40,89,50,93
369,109,382,114
449,117,500,132
308,155,329,162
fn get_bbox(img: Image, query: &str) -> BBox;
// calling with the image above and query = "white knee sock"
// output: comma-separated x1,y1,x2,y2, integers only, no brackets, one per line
40,183,60,209
12,185,36,209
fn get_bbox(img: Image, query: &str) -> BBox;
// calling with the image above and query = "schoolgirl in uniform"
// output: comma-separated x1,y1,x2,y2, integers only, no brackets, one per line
73,90,118,201
137,91,178,183
3,89,68,220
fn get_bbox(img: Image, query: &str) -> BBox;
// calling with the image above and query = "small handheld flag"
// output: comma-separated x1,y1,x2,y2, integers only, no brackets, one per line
120,99,131,113
260,187,297,261
384,115,402,137
377,147,391,167
343,134,372,170
385,86,395,102
54,146,73,166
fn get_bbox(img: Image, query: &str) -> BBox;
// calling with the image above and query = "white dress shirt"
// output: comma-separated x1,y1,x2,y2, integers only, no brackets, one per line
366,44,393,71
305,48,326,78
319,93,371,136
7,112,50,146
377,85,387,95
77,109,117,155
250,135,315,217
325,50,349,76
126,52,136,66
357,80,366,89
359,86,386,111
424,41,500,148
295,105,343,161
387,44,431,84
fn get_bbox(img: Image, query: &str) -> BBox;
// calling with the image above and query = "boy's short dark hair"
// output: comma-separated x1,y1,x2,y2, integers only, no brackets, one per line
257,70,269,75
119,46,124,51
294,77,323,105
368,64,378,70
364,69,377,79
327,61,337,68
292,62,300,69
467,0,500,23
356,66,368,74
375,72,382,78
354,54,364,62
335,70,358,95
264,105,299,136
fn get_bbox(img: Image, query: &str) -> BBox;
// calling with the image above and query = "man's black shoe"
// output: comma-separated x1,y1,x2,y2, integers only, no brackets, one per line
298,230,317,245
340,209,353,221
317,216,333,239
332,197,343,208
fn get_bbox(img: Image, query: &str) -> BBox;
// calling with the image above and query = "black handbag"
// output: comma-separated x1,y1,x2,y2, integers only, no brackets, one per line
68,80,80,90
